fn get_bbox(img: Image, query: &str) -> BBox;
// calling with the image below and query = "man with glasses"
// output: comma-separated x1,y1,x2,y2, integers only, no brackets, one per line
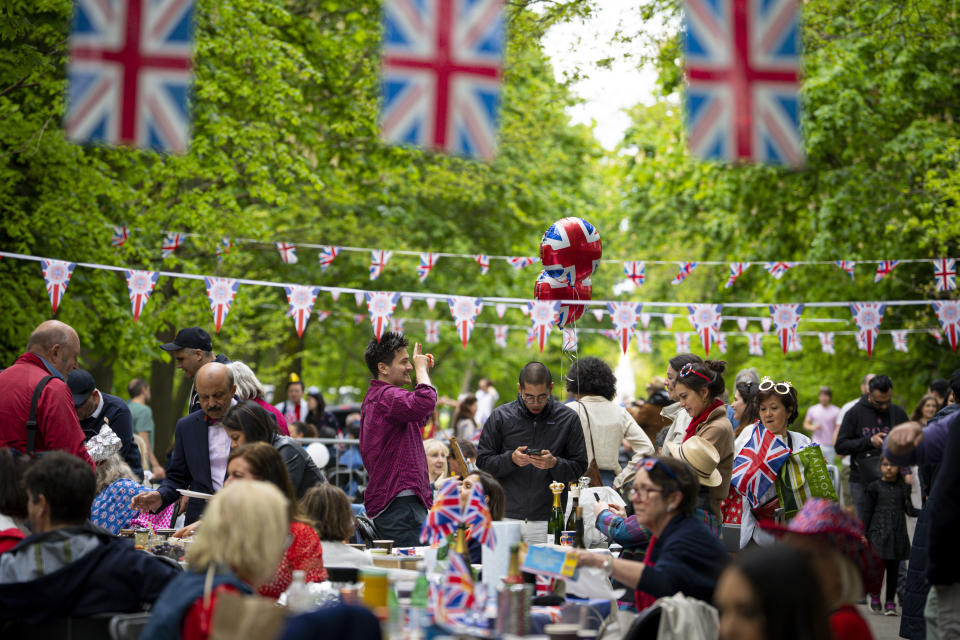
835,374,908,520
477,362,587,544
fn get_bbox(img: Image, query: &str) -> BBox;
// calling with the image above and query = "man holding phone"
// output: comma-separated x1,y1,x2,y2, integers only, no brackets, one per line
477,362,587,544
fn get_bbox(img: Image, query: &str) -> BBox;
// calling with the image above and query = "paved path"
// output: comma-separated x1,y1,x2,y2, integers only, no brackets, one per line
858,604,904,640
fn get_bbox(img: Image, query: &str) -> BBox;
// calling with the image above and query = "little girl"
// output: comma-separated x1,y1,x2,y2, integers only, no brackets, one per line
862,457,920,616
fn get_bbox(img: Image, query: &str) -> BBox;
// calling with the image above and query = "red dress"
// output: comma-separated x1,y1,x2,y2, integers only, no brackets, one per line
182,584,240,640
830,604,874,640
257,521,328,598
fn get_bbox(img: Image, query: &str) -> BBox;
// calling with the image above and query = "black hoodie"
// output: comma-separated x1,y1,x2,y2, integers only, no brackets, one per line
835,394,908,483
477,395,587,520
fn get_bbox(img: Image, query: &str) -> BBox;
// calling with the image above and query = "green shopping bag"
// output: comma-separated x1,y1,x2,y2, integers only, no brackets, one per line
776,444,838,519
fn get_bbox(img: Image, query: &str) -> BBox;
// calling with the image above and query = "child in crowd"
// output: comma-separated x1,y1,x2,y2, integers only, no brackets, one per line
862,457,920,616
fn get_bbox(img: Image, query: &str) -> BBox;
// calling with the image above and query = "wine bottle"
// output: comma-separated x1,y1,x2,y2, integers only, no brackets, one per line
547,481,565,545
565,482,580,531
496,544,531,635
573,505,586,549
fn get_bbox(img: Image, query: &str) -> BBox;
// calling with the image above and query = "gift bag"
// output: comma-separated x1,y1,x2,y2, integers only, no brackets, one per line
776,444,838,519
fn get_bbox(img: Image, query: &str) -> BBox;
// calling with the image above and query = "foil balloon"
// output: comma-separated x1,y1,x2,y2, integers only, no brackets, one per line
534,271,592,327
539,217,602,286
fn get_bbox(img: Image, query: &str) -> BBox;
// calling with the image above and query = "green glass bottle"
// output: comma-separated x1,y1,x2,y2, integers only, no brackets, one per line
547,481,565,544
565,483,580,531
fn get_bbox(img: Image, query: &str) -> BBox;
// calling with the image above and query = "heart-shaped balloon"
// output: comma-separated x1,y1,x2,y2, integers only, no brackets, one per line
534,272,593,327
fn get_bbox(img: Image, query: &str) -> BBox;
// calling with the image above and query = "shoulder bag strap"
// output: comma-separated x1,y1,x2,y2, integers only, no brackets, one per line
577,401,598,463
26,376,54,456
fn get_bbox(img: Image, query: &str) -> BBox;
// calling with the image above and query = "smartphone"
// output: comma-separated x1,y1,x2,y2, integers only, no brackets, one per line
526,449,543,456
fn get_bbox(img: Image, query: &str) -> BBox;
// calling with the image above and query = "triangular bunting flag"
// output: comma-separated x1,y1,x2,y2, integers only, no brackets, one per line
506,256,536,270
370,250,392,280
788,332,802,352
401,295,413,310
354,314,366,325
737,317,749,332
391,317,406,334
284,285,320,338
204,277,239,333
623,261,645,287
639,312,650,328
748,333,764,356
417,252,439,282
769,304,804,354
318,246,340,272
892,330,908,353
495,303,506,318
111,225,129,248
933,258,957,292
217,238,233,262
635,331,652,354
932,300,960,351
474,255,489,275
818,332,835,355
850,302,886,357
315,311,331,323
725,262,748,288
716,332,728,354
763,262,797,279
424,320,440,344
663,314,674,330
592,309,605,323
161,232,184,259
528,300,559,352
40,259,76,314
124,270,159,323
355,292,365,307
675,332,691,353
760,317,772,333
670,262,697,285
874,260,899,283
607,302,643,354
449,297,484,348
366,292,399,342
329,288,342,302
426,297,437,311
494,325,509,348
276,242,298,264
834,261,856,279
687,304,723,356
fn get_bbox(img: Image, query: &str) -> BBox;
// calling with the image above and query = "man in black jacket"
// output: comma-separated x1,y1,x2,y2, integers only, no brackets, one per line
835,374,908,520
68,369,144,480
477,362,587,544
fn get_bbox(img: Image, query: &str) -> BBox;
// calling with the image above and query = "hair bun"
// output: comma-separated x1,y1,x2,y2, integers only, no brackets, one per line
705,360,727,374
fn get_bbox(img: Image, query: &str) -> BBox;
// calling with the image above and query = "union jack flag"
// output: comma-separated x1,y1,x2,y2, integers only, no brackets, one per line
763,261,796,280
204,277,239,333
687,303,724,355
725,262,748,288
160,231,183,259
607,302,643,354
684,0,804,166
769,303,804,353
933,258,957,292
624,261,646,288
850,302,886,357
462,482,495,549
424,320,440,344
366,291,399,342
474,254,489,275
874,260,899,283
675,332,691,353
318,246,340,272
276,242,298,264
494,302,506,318
731,422,791,508
391,317,406,334
593,309,606,323
540,217,602,286
380,0,505,161
671,261,698,285
401,295,413,310
932,300,960,352
417,252,439,282
426,297,438,310
507,256,536,270
369,250,393,280
111,225,129,248
315,311,331,323
930,328,944,344
716,332,728,354
635,331,652,354
41,260,76,314
818,332,835,354
125,269,158,323
855,331,867,352
284,285,319,338
216,237,232,262
528,300,559,352
562,328,578,352
835,260,856,279
420,480,462,544
354,314,366,326
449,296,484,347
787,331,802,352
526,327,536,349
441,552,475,612
494,324,508,347
67,0,195,152
748,332,764,356
891,330,908,353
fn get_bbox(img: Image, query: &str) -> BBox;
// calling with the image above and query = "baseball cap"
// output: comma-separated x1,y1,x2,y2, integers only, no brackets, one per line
160,327,213,352
67,369,97,406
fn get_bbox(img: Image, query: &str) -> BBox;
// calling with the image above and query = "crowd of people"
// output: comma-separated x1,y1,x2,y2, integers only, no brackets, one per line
0,319,958,640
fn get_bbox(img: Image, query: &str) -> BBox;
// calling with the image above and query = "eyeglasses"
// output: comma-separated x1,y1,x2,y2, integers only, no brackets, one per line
627,485,666,501
678,363,711,383
640,457,679,483
521,394,550,404
759,377,792,395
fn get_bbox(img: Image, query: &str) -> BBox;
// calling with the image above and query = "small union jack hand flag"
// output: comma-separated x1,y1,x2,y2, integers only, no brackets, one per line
366,292,399,342
318,246,340,272
370,250,393,280
763,262,796,280
420,480,462,545
216,238,233,262
424,320,440,344
494,324,508,347
442,552,476,613
41,260,76,314
731,422,791,508
161,232,184,259
932,300,960,352
624,261,646,288
475,254,490,275
818,332,835,355
507,256,536,270
635,331,652,354
276,242,298,264
725,262,748,288
933,258,957,292
671,262,698,285
111,225,129,248
204,277,239,333
417,252,439,282
125,270,159,323
748,333,764,356
891,330,909,353
834,260,856,279
874,260,900,283
462,482,496,549
674,332,691,353
284,285,320,338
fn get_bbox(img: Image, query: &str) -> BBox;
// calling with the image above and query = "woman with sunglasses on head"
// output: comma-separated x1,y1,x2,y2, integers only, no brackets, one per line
735,378,815,549
574,456,729,612
663,360,734,534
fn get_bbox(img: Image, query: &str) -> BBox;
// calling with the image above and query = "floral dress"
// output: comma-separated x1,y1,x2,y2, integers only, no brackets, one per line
257,521,328,598
91,478,176,534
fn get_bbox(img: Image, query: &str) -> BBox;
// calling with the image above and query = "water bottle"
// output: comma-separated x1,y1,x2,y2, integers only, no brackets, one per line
286,570,313,613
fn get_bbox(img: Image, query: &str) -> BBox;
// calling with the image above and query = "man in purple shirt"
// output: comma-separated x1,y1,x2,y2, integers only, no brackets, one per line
359,332,437,547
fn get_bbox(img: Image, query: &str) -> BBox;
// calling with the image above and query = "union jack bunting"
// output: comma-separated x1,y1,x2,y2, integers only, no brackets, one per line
684,0,804,166
160,232,183,259
748,333,764,356
637,311,649,329
276,242,298,264
328,288,342,302
216,237,233,262
380,0,505,161
725,262,748,288
124,269,159,323
891,330,908,353
424,320,440,344
426,297,438,310
818,332,835,354
716,332,728,354
787,331,802,352
462,482,496,549
607,302,643,354
474,254,490,275
663,313,675,330
315,311,331,323
850,302,886,357
671,262,698,285
855,331,867,352
933,258,957,292
67,0,195,152
731,422,791,508
318,246,340,272
930,328,944,344
675,332,691,353
449,296,484,347
417,252,439,282
624,261,646,288
111,225,129,248
354,314,366,325
593,309,605,323
932,300,960,352
41,260,76,314
391,317,406,334
441,553,475,612
528,300,559,352
366,291,399,342
494,324,508,347
420,480,462,544
635,331,652,354
769,303,804,353
874,260,900,283
204,277,239,333
506,256,536,270
401,295,413,310
687,304,724,355
834,260,856,279
540,218,602,286
369,250,393,280
737,317,749,332
601,329,618,343
763,261,797,280
760,317,772,333
284,285,319,338
355,292,365,307
562,328,578,352
495,302,506,318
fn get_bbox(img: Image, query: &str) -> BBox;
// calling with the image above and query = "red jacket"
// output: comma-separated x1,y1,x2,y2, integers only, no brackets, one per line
0,353,94,469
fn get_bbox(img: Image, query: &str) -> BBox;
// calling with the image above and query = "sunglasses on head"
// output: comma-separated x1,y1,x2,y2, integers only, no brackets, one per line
678,363,711,383
640,457,679,483
759,377,792,395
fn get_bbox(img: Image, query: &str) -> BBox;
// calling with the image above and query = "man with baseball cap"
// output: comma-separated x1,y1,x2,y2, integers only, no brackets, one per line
160,327,229,415
67,369,143,479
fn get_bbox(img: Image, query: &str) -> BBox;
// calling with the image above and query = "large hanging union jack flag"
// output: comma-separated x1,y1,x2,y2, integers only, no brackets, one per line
380,0,505,161
67,0,195,152
684,0,803,166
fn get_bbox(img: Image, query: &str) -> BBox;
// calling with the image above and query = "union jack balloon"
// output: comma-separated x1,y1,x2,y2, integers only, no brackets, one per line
533,271,591,328
125,269,159,323
204,277,239,333
539,217,602,286
41,260,76,314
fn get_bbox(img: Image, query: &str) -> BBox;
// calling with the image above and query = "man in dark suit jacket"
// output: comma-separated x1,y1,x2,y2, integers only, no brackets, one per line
68,369,144,479
131,363,236,524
